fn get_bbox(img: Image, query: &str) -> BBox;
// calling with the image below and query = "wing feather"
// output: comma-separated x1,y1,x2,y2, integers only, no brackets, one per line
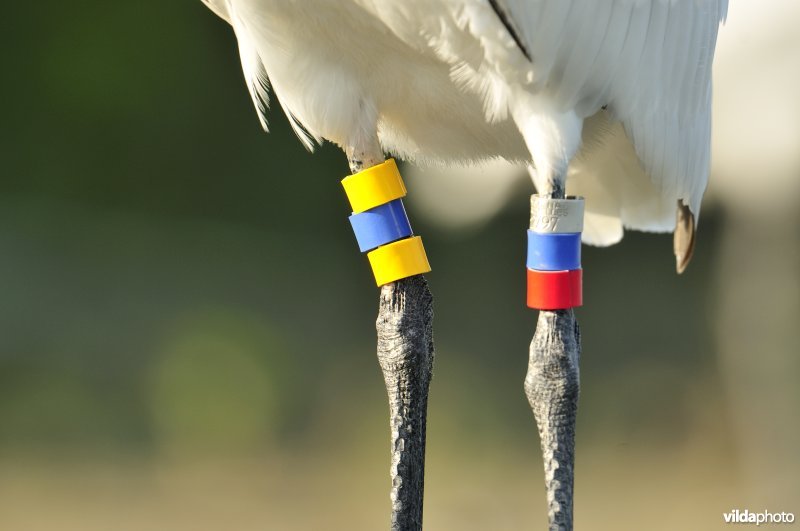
525,2,573,88
469,0,726,234
574,1,634,115
217,7,321,151
231,19,271,132
557,2,611,107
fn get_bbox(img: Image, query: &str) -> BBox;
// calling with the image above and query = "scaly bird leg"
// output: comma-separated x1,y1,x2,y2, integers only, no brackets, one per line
525,180,581,531
346,142,435,531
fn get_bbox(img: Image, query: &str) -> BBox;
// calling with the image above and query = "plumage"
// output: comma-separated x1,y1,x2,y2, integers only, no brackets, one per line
201,0,726,254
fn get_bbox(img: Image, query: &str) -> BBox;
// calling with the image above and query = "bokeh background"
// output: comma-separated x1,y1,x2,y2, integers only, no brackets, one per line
0,1,797,530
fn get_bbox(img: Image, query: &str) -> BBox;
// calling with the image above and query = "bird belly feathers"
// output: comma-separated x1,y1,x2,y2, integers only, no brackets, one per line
208,0,528,163
203,0,726,246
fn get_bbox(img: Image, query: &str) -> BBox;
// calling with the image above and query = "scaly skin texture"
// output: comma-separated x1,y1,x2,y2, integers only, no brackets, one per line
347,143,434,531
525,310,580,530
377,276,434,531
525,181,581,531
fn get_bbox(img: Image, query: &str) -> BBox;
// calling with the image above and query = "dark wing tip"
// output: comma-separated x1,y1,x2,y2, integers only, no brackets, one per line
487,0,532,62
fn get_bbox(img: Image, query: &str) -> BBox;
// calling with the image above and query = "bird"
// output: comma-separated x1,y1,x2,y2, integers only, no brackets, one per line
200,2,728,528
200,0,727,272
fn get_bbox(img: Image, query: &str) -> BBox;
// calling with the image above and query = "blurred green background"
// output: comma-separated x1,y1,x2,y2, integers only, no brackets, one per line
0,2,797,530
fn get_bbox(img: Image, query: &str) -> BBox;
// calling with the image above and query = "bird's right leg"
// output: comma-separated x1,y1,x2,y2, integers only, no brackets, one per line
525,176,581,531
516,104,583,531
344,133,434,531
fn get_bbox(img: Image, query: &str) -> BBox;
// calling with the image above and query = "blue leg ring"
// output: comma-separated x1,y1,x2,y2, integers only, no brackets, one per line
349,199,413,252
527,231,582,271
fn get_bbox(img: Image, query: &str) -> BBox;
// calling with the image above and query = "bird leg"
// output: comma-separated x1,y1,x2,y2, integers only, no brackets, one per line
346,143,435,531
525,181,581,531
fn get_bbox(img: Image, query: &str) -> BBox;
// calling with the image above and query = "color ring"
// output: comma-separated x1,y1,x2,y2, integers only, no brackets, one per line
527,231,581,271
349,199,413,252
367,236,431,286
342,159,407,213
526,268,583,310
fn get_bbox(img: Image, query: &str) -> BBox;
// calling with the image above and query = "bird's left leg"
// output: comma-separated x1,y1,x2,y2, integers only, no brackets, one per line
516,104,583,531
344,133,434,531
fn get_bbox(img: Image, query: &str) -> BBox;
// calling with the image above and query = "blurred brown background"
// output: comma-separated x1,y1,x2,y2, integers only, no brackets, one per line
0,1,797,530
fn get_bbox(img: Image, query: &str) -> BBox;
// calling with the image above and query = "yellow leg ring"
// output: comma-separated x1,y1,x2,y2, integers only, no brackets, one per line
367,236,431,286
341,159,407,213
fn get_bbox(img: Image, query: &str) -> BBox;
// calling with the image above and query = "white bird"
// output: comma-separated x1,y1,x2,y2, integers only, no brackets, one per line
201,0,726,270
200,2,728,528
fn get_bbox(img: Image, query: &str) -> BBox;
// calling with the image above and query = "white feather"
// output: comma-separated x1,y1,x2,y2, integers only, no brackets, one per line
203,0,528,163
201,0,727,245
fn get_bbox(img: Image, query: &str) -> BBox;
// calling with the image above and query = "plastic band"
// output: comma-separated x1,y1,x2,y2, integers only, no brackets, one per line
342,159,407,213
526,269,583,310
530,195,585,233
349,199,413,252
367,236,431,286
527,231,581,271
